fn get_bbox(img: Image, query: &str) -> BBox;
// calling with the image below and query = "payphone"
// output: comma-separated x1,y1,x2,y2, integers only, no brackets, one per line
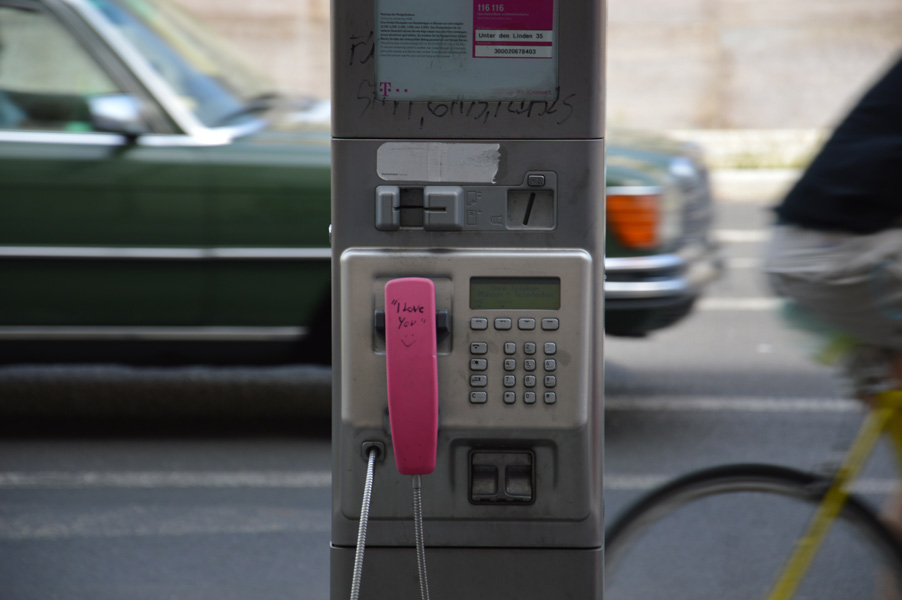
331,0,606,598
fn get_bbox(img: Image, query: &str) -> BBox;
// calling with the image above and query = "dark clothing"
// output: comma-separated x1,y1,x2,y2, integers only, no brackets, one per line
775,55,902,234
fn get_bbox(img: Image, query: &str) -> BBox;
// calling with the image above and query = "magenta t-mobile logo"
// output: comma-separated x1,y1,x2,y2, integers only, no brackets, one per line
379,82,408,96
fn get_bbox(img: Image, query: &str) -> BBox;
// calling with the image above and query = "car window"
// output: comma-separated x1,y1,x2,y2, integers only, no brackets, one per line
0,4,121,131
89,0,274,128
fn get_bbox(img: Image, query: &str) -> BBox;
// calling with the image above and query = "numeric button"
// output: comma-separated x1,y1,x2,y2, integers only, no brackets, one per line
544,342,557,355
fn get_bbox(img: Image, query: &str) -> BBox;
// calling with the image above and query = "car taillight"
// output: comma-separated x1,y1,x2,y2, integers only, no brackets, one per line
606,191,660,249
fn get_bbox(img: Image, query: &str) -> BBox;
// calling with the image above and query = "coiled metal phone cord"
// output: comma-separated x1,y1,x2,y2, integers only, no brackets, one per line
349,448,377,600
412,474,431,600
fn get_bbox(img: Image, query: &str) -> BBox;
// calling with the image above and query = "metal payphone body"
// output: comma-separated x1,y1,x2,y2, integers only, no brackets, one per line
331,1,605,597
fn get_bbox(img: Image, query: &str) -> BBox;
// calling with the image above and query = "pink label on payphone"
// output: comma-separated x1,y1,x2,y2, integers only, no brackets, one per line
473,0,554,59
384,278,439,476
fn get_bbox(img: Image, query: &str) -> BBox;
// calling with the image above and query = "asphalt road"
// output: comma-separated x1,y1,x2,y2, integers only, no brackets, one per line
1,177,897,599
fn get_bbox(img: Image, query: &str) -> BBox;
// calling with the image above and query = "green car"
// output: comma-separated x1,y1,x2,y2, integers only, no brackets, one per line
0,0,721,364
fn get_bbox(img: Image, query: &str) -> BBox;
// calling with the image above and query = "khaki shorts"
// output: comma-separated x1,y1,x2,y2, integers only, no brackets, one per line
764,225,902,395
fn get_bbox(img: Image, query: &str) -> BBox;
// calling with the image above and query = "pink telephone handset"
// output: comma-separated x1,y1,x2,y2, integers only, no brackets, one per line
384,277,439,476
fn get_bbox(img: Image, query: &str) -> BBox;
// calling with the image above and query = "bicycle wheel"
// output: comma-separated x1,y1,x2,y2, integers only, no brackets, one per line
606,464,902,600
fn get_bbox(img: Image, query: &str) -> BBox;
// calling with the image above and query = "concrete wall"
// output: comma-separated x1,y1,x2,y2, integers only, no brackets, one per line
608,0,902,131
175,0,902,133
175,0,331,99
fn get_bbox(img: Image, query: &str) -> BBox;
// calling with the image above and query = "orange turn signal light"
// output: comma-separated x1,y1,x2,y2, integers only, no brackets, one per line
606,193,659,249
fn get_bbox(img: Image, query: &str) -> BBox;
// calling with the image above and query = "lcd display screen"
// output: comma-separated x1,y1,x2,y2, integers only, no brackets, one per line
374,0,558,101
469,277,561,310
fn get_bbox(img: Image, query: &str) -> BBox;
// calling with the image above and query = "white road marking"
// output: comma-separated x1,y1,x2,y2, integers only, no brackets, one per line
716,229,770,243
606,474,896,494
726,257,761,269
0,470,331,489
606,396,859,413
0,505,331,540
698,297,781,311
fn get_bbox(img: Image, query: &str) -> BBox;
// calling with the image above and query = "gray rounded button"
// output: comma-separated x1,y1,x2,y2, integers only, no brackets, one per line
494,318,513,330
518,318,536,330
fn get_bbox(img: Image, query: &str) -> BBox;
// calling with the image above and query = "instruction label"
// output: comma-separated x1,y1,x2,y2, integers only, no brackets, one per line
375,0,557,101
473,0,554,59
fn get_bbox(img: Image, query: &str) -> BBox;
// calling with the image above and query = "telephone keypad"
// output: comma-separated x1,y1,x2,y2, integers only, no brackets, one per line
468,316,562,405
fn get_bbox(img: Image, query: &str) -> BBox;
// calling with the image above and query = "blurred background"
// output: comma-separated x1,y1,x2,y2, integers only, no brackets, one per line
3,2,902,599
175,0,902,168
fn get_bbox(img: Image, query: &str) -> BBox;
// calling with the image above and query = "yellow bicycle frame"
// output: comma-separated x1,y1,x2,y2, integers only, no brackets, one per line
767,390,902,600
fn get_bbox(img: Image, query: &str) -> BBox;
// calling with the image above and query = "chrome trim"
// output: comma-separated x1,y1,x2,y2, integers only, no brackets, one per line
604,248,722,300
0,246,332,260
606,185,662,196
0,131,125,145
0,326,308,342
0,130,241,148
605,254,683,272
605,280,688,298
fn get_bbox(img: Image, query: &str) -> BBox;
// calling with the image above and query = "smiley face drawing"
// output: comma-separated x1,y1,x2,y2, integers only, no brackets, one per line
400,329,418,348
